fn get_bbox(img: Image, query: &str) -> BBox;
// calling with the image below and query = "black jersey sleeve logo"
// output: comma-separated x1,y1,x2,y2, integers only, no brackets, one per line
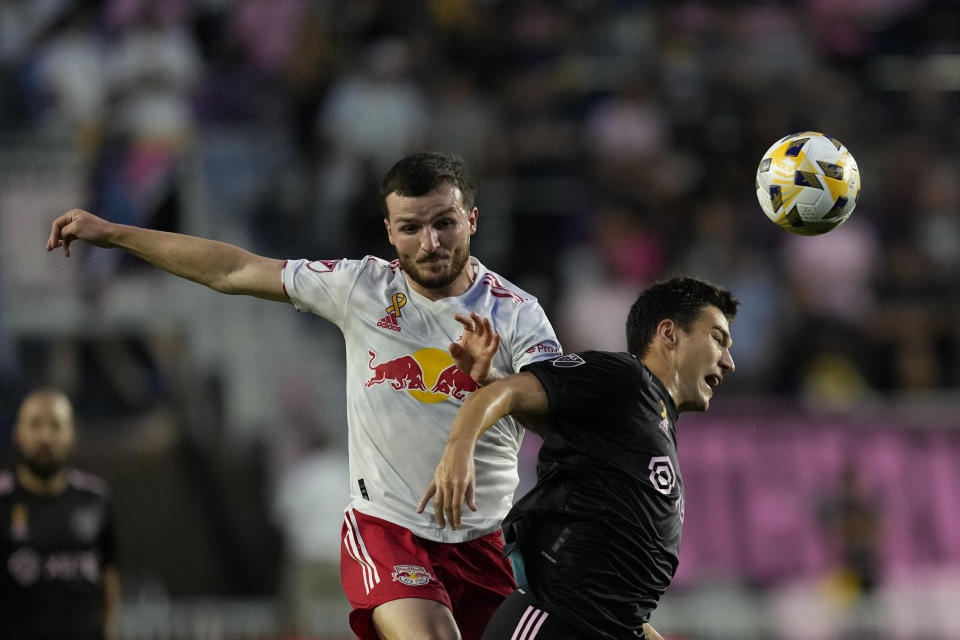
648,456,676,495
550,354,586,368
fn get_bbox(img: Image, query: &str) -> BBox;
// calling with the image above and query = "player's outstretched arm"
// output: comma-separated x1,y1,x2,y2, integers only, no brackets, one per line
417,371,548,529
47,209,287,301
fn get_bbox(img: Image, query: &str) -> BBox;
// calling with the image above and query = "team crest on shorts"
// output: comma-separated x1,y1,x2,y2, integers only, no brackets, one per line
391,564,433,586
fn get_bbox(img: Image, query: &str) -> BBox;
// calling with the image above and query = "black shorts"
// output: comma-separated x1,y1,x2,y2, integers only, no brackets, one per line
481,588,589,640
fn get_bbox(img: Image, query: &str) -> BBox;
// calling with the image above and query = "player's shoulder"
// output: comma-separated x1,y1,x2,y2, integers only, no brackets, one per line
0,470,14,497
474,264,539,306
289,256,398,276
345,255,404,283
66,469,111,499
531,350,640,378
580,350,642,371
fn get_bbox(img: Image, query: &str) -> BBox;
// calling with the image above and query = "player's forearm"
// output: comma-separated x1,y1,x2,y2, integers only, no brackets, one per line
447,372,548,449
476,369,551,436
107,224,285,299
446,383,514,452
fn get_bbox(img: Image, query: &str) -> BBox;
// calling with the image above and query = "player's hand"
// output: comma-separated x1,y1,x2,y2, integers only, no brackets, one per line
416,443,477,530
448,312,500,385
642,623,665,640
46,209,114,257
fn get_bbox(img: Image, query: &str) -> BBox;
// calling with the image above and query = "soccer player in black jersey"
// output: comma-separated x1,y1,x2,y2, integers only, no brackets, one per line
419,277,737,640
1,389,120,640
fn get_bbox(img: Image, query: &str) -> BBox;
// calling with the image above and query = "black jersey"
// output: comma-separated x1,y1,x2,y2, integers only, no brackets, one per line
506,351,683,640
0,469,117,640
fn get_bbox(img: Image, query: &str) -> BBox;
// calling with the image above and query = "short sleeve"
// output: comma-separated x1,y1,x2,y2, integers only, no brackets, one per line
510,301,563,371
282,258,363,327
521,351,640,418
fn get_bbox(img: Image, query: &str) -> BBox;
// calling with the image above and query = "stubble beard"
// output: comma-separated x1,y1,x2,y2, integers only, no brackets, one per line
18,450,65,479
400,242,471,291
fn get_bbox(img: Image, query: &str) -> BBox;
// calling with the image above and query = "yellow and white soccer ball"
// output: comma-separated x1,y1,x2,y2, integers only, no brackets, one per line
755,131,860,236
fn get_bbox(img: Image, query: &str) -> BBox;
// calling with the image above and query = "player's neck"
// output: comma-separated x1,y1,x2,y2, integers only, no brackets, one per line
640,354,683,413
16,465,69,497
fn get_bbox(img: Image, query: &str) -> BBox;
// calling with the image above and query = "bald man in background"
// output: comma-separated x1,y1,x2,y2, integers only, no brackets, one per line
1,389,120,640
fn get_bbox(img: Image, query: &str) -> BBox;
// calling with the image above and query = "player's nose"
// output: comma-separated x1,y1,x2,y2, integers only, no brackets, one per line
720,349,735,373
421,228,440,251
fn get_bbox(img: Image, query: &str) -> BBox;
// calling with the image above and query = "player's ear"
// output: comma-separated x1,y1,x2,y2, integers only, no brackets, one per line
657,319,679,349
383,216,395,246
468,207,478,235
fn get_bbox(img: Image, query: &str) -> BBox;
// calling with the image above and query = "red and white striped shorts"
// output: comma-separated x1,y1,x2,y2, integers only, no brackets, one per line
341,508,516,640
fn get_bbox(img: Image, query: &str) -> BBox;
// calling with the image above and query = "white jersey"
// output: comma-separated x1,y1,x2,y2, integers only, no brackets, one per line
282,256,561,542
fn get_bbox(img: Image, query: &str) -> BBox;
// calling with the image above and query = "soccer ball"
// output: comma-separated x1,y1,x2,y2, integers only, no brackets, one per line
755,131,860,236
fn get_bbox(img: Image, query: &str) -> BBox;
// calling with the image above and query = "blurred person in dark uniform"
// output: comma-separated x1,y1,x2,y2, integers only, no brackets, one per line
420,277,737,640
1,389,120,640
818,464,882,598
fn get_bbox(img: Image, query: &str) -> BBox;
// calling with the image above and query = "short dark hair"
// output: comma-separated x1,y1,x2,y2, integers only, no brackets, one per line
379,152,477,218
626,277,739,357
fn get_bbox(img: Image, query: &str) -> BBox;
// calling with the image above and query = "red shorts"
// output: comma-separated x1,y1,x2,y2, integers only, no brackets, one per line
341,508,516,640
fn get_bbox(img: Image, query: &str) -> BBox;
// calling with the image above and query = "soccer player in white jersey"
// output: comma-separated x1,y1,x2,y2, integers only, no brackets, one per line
46,152,562,640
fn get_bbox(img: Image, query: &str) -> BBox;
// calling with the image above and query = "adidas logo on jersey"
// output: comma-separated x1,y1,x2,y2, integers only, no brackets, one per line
377,292,406,332
377,313,401,332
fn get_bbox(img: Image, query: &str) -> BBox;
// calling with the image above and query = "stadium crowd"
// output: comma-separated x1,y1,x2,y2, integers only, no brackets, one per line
2,0,959,410
2,2,960,637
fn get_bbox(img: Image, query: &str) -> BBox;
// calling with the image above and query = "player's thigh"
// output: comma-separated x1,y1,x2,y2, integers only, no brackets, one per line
482,589,585,640
372,597,461,640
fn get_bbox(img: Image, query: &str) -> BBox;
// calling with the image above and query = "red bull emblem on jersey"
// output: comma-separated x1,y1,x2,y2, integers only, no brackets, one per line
366,348,478,403
366,351,426,391
391,564,433,586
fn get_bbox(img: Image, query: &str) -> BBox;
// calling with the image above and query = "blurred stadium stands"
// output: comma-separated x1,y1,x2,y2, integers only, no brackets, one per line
2,1,960,638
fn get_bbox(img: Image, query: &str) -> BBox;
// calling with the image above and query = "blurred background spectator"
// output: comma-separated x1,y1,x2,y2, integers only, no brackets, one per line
2,1,960,638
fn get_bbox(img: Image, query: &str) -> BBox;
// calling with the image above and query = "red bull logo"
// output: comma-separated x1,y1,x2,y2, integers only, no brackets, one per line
430,364,478,400
366,351,426,391
391,564,433,586
365,348,478,403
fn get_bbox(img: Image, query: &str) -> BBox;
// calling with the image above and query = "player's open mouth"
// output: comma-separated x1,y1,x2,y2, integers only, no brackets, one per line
705,374,721,389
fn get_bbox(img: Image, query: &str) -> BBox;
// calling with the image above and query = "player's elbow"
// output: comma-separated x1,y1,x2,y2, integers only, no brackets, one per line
209,274,244,295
